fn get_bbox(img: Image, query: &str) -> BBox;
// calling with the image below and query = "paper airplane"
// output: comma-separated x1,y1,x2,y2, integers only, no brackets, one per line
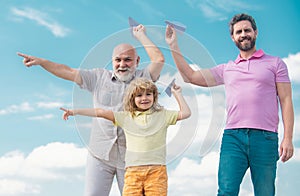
128,17,140,37
165,79,176,97
128,17,139,28
165,20,186,34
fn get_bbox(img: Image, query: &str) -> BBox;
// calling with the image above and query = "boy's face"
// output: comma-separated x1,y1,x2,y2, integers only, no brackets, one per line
134,90,154,111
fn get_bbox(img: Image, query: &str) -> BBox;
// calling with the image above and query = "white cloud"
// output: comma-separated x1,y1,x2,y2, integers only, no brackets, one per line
0,102,33,115
0,179,40,195
283,52,300,83
27,114,54,120
168,152,219,195
26,142,86,169
11,7,71,37
0,101,70,116
156,72,225,160
0,151,25,176
293,114,300,141
36,101,66,109
0,142,87,195
0,142,87,180
291,148,300,162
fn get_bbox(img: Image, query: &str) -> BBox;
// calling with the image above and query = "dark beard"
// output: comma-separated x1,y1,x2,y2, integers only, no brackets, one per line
235,36,256,51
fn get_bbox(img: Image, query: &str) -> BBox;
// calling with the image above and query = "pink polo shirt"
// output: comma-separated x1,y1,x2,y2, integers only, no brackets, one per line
210,49,290,132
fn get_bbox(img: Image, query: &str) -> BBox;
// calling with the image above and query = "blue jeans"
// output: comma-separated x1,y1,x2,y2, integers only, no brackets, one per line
217,128,279,196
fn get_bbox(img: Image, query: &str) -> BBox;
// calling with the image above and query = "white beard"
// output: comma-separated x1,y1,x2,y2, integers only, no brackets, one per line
114,68,135,82
116,72,134,82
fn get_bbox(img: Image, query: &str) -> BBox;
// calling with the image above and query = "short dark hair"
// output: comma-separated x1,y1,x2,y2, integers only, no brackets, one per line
229,13,257,35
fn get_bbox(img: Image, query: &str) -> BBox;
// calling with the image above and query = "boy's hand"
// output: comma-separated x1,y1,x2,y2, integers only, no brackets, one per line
60,107,74,120
171,83,182,94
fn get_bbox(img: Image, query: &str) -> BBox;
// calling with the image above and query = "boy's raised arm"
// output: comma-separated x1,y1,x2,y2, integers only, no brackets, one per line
171,84,191,120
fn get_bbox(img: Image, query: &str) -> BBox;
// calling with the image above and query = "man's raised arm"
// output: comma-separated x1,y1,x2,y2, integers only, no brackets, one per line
165,25,216,87
133,25,164,81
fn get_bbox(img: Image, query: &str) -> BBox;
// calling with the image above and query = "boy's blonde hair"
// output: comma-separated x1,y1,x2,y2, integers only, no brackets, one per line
123,78,163,116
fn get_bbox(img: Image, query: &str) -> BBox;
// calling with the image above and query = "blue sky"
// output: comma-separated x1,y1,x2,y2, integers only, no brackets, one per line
1,0,300,195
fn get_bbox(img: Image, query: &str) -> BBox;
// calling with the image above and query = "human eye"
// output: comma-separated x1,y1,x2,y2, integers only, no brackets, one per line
235,30,242,35
125,58,132,62
114,58,121,62
245,28,252,33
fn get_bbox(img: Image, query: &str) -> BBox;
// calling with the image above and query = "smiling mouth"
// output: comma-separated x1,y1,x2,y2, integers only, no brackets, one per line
239,37,251,42
241,39,250,43
117,68,130,73
117,70,129,75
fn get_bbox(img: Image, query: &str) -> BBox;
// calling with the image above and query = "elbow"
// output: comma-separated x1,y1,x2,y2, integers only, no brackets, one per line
181,110,191,120
178,70,193,83
185,107,192,119
178,71,191,83
183,77,191,83
154,49,165,64
186,111,192,119
95,108,102,117
157,55,165,65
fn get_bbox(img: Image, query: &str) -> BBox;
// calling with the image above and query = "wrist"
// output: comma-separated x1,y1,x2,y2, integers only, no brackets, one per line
169,42,179,50
39,58,50,66
283,135,293,141
72,110,77,116
135,33,147,41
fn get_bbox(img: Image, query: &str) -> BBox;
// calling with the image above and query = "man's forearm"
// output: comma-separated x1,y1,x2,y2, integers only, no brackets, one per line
39,59,81,84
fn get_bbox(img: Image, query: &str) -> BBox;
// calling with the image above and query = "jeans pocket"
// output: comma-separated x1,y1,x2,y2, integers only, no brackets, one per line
224,129,238,135
263,130,278,141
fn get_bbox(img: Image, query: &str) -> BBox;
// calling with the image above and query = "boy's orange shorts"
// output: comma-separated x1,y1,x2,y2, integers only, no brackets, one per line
122,165,167,196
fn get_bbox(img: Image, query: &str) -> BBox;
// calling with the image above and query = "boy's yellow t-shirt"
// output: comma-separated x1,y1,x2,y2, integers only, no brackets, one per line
114,109,178,167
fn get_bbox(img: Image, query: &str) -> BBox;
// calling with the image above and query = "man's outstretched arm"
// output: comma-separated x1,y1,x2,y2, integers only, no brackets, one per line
17,52,82,85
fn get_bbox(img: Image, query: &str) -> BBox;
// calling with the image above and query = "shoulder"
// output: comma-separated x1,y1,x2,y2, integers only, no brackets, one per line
134,67,152,79
114,111,130,118
79,67,111,74
258,50,282,62
114,111,131,124
260,53,286,68
157,109,178,117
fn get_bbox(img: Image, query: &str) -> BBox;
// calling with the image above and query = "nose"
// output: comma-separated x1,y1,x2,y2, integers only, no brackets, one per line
241,30,248,37
141,94,147,100
119,60,126,67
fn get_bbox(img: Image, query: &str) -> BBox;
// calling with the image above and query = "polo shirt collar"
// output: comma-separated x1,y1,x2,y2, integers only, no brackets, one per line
134,108,154,116
234,49,265,64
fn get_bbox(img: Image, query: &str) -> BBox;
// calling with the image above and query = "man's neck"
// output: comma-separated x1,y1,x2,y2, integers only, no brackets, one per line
239,47,257,60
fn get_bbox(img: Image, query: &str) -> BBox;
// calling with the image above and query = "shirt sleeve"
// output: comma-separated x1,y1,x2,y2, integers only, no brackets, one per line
113,111,127,127
164,110,179,125
78,68,102,92
136,68,154,81
210,64,226,85
276,58,291,83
